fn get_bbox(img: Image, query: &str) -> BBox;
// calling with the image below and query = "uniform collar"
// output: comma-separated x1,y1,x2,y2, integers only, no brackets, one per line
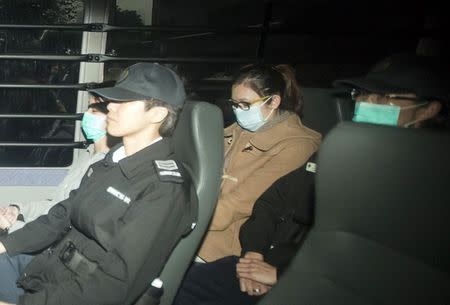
112,137,162,163
105,138,175,179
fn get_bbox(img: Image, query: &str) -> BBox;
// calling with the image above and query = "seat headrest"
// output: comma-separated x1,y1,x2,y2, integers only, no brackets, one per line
172,101,224,189
301,88,343,136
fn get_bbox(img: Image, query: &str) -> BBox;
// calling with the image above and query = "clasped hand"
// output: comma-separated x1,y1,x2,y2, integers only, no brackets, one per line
0,206,20,230
236,251,278,297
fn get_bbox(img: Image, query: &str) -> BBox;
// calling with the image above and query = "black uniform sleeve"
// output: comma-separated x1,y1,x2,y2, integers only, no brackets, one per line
239,153,315,273
18,181,190,305
239,170,291,256
1,196,74,256
0,168,95,256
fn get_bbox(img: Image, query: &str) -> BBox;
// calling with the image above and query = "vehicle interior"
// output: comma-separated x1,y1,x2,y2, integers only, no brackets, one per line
0,0,449,304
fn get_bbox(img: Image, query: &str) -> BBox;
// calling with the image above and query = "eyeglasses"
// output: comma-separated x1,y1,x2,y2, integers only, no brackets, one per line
227,95,272,111
351,89,425,103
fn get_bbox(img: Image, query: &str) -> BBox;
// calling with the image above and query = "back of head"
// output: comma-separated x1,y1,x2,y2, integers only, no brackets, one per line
232,64,304,116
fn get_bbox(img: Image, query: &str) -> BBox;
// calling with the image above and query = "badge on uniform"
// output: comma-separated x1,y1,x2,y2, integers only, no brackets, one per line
153,160,184,183
306,162,317,173
107,186,131,204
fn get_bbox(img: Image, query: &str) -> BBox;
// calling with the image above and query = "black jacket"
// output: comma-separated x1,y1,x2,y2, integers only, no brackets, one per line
1,139,196,305
239,154,316,274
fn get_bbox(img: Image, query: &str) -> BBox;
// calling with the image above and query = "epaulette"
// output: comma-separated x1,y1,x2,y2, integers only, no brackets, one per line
153,159,184,183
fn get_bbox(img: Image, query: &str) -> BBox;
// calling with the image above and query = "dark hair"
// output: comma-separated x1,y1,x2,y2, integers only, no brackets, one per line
232,64,304,116
144,99,181,137
88,102,109,114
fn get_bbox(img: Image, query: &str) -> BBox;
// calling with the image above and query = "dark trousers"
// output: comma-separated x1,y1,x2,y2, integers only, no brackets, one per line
0,253,33,303
173,256,261,305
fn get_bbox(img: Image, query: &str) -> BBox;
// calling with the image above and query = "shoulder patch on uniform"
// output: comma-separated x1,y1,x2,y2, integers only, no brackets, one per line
153,160,184,183
154,159,179,171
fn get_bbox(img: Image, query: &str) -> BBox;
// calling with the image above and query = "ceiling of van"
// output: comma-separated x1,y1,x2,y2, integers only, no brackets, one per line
146,0,447,86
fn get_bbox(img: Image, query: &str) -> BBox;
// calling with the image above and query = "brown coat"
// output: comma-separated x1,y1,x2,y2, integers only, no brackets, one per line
198,112,321,262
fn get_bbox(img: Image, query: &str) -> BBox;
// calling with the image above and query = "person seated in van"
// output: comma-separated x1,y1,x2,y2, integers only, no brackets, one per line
197,64,321,263
0,100,111,299
174,154,316,305
0,63,196,305
333,53,449,129
0,100,111,235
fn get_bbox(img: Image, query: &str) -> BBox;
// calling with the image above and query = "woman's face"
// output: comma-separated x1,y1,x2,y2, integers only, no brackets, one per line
231,84,275,118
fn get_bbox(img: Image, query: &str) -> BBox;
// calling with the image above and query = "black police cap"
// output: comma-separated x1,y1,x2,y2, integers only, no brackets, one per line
89,63,186,107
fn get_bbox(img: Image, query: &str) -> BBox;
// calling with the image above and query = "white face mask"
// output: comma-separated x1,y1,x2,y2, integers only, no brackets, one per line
233,97,274,131
81,112,107,142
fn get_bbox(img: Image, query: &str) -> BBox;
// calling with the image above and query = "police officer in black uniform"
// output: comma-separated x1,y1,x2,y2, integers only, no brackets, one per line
0,63,196,305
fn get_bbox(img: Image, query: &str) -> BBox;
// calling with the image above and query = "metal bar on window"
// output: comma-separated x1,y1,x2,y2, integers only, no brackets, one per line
0,23,261,34
0,84,84,89
0,82,109,90
0,24,90,31
0,114,83,119
0,53,255,63
0,141,88,148
101,24,261,34
0,54,88,61
0,53,256,63
90,54,257,63
0,52,391,64
132,25,439,37
0,23,437,37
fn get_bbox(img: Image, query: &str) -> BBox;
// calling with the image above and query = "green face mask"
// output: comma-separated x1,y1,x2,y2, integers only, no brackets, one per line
352,102,428,127
353,102,400,126
81,112,106,142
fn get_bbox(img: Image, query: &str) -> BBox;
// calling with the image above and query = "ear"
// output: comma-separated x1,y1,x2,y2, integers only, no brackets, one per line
269,95,281,109
415,101,441,122
147,106,169,124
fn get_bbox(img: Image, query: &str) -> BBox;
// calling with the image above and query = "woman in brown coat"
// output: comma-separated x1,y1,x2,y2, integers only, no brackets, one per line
198,64,321,262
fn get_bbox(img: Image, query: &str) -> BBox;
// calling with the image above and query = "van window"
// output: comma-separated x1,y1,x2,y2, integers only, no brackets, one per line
0,0,84,167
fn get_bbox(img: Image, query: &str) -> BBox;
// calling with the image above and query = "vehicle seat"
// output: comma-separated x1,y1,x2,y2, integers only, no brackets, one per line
301,88,345,136
132,101,224,305
257,122,450,305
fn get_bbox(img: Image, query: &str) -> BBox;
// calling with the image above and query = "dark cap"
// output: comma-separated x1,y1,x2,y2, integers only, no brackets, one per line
333,53,449,102
89,63,186,106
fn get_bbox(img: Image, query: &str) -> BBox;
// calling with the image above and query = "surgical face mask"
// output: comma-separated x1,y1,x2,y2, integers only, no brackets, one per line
233,97,274,131
82,112,106,142
352,101,428,127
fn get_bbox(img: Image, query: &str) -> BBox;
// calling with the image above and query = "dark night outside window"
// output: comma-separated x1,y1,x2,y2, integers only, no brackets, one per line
0,0,84,167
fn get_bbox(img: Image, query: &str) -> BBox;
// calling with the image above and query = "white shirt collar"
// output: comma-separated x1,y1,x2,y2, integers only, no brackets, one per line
112,137,163,163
